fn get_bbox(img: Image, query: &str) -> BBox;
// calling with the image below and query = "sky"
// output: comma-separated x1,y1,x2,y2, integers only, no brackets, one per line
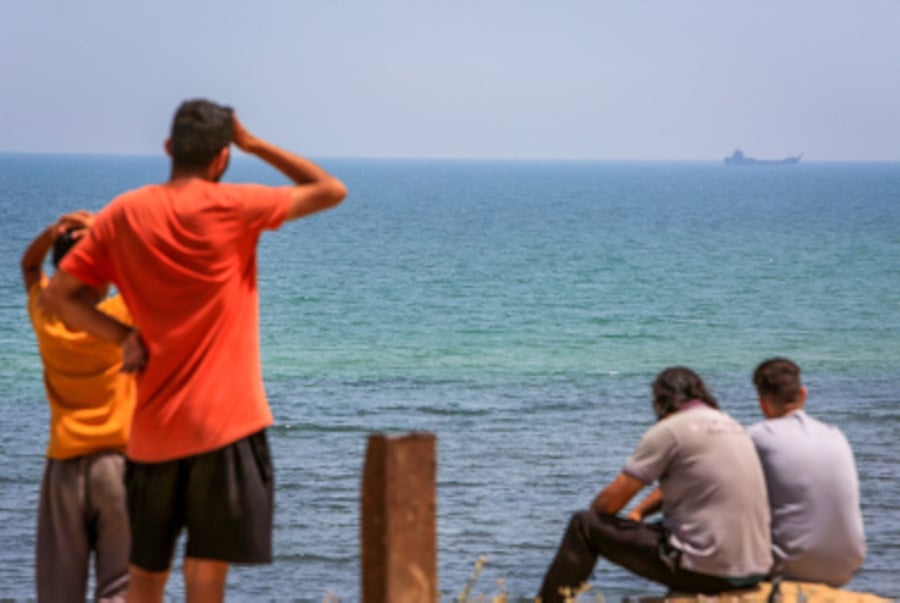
2,0,899,161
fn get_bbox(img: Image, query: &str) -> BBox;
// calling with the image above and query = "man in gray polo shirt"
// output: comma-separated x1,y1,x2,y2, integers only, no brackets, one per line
749,358,866,586
538,367,772,602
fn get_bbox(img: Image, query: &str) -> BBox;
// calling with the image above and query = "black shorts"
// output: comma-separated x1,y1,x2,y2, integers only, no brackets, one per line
126,429,274,572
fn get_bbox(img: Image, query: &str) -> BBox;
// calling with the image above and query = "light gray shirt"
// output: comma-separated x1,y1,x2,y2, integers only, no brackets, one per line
748,410,866,586
624,404,773,578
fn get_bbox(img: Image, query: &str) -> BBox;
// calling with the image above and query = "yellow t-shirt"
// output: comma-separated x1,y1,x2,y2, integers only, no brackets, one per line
28,277,136,460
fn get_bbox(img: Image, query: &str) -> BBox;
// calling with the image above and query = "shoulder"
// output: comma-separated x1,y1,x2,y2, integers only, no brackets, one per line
631,418,680,458
103,185,157,213
671,405,741,432
803,411,855,451
26,276,47,316
217,182,290,199
216,183,293,228
90,186,157,233
750,411,852,451
746,417,767,438
747,411,799,445
27,276,46,299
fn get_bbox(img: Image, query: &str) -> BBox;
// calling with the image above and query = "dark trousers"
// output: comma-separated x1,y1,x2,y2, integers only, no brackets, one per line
538,511,759,603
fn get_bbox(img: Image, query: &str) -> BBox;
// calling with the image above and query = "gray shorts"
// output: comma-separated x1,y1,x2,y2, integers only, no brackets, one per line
126,429,274,572
37,452,130,602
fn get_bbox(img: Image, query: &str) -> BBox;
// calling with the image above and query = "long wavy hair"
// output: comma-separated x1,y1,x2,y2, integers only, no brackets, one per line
652,366,718,420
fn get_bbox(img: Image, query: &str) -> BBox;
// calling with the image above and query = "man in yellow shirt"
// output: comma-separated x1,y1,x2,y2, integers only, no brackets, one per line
22,211,136,602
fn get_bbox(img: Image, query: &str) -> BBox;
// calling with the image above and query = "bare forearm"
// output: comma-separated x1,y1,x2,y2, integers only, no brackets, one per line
48,291,131,343
627,487,663,521
242,136,333,186
41,272,131,344
590,472,644,515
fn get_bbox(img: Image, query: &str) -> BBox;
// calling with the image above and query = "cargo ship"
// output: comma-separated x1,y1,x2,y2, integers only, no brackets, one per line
724,149,802,165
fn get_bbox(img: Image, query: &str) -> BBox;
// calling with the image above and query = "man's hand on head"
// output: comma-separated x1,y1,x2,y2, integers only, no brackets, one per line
231,115,259,153
57,210,95,237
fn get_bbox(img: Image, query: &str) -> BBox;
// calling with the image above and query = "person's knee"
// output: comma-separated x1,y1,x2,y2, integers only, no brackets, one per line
571,509,600,527
567,509,599,538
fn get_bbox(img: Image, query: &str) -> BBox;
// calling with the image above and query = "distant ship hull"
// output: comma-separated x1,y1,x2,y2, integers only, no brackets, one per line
724,149,801,166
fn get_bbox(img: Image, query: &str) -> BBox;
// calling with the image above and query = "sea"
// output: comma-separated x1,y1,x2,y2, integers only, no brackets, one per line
0,154,897,601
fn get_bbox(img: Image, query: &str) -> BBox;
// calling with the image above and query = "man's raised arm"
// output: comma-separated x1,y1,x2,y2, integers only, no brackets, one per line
231,116,347,221
40,271,146,372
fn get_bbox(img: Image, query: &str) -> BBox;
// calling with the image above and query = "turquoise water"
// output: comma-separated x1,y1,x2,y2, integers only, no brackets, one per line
1,155,898,599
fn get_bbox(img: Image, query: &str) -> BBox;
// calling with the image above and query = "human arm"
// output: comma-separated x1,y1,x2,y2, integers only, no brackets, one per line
625,486,662,521
590,472,645,515
40,270,147,372
231,115,347,221
20,211,93,291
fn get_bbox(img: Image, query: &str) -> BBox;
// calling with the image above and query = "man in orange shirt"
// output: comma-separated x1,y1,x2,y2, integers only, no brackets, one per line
22,211,135,602
42,99,347,602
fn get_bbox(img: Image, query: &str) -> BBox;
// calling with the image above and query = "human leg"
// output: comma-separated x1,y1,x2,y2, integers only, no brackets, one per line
161,430,271,601
184,429,274,563
184,557,229,603
36,458,90,603
88,452,130,602
125,457,187,599
538,510,761,601
538,510,665,603
126,565,170,603
125,431,273,601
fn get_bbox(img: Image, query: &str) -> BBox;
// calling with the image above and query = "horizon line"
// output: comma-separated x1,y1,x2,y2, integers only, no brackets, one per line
1,150,898,163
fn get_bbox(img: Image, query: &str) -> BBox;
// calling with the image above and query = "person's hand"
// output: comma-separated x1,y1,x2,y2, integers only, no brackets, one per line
231,114,259,153
120,329,148,373
626,508,643,522
54,210,94,240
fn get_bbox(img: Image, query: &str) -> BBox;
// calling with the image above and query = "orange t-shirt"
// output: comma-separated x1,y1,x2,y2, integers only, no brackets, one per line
28,279,136,460
61,179,292,462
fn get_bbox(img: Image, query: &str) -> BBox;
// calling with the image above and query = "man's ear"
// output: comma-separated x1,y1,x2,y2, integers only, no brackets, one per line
758,397,774,419
210,146,230,180
164,139,173,157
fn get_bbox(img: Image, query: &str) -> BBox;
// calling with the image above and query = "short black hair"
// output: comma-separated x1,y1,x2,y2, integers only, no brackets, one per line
169,99,233,169
52,229,82,267
753,357,803,406
652,366,718,419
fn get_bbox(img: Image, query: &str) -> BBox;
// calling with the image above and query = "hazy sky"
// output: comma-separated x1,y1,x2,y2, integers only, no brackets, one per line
2,1,899,160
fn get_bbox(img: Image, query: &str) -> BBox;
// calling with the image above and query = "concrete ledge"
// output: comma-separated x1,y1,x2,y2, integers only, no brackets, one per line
634,581,892,603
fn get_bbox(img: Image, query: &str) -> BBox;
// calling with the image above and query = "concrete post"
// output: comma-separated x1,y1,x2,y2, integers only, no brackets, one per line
361,432,437,603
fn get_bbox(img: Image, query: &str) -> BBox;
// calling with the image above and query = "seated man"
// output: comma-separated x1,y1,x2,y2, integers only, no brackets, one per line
538,367,772,602
749,357,866,586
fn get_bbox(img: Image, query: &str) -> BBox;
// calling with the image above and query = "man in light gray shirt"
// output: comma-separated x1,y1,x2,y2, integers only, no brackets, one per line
538,367,771,602
749,358,866,587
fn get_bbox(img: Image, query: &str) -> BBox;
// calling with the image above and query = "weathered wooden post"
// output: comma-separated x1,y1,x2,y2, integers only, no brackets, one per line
361,432,437,603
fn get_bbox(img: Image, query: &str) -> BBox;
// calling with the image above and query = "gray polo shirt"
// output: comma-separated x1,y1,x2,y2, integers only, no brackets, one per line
624,403,772,578
748,410,865,586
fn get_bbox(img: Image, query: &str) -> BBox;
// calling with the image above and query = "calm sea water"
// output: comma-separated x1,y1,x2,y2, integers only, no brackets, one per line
0,154,898,600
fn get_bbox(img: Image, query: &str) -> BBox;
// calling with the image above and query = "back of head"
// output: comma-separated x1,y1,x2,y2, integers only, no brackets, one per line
169,99,233,169
652,366,718,419
52,229,82,267
753,357,802,407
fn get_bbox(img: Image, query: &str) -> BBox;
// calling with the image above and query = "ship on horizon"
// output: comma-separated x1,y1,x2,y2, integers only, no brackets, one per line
724,149,802,166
